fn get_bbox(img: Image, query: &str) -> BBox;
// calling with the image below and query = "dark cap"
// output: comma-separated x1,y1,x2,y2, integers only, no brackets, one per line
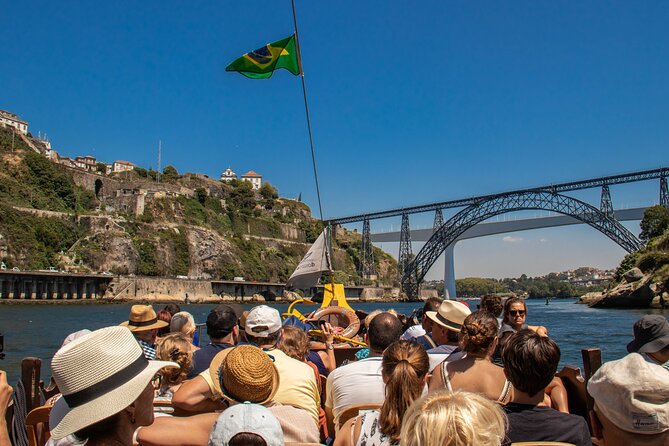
207,307,238,338
627,315,669,354
214,303,243,320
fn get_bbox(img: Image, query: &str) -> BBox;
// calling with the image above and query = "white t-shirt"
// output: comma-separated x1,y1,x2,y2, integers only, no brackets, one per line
325,356,385,431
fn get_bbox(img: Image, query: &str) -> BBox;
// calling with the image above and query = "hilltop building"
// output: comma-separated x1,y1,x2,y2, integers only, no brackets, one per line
74,156,97,172
113,160,135,173
0,110,28,135
220,167,237,182
241,170,262,190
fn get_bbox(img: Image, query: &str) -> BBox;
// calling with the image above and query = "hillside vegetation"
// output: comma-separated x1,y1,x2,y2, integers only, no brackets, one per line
581,205,669,308
0,127,397,285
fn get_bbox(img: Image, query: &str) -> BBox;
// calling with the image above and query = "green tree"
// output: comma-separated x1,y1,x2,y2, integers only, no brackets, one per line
134,166,148,178
96,162,107,174
259,182,279,200
162,165,179,182
640,205,669,242
228,181,256,214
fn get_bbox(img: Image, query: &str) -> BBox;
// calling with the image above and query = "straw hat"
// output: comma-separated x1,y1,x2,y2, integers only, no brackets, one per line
208,345,279,405
426,300,472,332
49,326,178,440
120,305,169,332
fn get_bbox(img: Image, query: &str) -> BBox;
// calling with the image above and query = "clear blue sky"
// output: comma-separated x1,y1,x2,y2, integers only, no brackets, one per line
2,1,668,279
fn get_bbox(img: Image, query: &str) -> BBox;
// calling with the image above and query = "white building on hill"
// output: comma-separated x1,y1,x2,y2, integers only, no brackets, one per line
113,160,135,173
0,110,28,135
241,170,262,190
220,167,237,182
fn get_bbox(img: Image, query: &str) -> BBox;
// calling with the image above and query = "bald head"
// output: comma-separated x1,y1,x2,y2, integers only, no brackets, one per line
368,312,404,352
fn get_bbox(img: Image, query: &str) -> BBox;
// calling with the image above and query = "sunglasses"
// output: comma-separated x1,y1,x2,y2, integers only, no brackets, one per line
509,310,526,316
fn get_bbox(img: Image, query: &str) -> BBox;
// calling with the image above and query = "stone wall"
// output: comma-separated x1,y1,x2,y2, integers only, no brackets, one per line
109,276,218,303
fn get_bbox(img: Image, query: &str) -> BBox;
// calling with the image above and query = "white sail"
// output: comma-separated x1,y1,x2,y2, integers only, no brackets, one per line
286,230,331,289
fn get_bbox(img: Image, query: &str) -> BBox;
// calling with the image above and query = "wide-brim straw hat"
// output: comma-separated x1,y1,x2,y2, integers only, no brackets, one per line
208,345,280,405
120,304,169,332
49,326,178,440
426,300,472,332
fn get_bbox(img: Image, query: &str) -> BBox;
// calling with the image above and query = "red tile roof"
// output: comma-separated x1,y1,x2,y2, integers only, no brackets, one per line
242,170,261,177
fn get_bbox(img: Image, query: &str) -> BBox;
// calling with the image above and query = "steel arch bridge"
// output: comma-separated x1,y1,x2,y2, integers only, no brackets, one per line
400,191,644,299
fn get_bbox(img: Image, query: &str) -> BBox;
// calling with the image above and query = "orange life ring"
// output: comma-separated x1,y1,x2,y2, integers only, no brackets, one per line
311,306,361,339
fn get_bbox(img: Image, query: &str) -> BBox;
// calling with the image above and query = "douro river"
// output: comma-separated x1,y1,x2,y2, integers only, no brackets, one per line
0,299,667,382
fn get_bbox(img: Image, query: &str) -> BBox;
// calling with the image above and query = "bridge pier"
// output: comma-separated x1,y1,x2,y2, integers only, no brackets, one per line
443,244,456,299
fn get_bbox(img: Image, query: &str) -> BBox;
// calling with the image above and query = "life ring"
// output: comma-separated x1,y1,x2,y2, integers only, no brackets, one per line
311,306,361,339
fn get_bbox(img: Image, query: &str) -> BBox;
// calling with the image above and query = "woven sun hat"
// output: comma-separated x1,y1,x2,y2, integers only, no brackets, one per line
426,299,472,332
120,304,169,332
208,345,279,405
245,305,282,338
587,353,669,434
49,326,178,440
208,403,284,446
626,315,669,354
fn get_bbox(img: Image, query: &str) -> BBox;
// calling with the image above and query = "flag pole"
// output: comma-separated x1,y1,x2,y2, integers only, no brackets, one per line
290,0,324,223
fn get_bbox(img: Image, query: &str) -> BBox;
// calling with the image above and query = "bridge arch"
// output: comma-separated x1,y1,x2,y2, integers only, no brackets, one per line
401,191,643,299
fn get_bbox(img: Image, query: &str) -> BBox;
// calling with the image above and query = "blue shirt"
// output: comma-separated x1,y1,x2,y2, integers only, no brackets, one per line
189,343,234,378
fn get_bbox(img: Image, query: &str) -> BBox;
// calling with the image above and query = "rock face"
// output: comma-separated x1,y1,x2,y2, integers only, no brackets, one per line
623,267,644,283
587,272,660,309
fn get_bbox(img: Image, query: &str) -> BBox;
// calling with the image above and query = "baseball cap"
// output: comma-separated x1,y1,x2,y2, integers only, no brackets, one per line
208,403,284,446
245,305,282,338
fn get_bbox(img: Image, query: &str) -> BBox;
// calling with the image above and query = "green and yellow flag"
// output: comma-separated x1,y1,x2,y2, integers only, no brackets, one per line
226,35,300,79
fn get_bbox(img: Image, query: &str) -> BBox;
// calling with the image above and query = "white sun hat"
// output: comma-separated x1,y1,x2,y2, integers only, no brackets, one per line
49,326,178,440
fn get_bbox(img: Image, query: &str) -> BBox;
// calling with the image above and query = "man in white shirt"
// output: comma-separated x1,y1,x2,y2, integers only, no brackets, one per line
324,312,403,434
424,300,471,371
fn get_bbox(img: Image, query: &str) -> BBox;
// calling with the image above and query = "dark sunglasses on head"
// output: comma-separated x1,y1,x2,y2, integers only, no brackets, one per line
509,310,526,316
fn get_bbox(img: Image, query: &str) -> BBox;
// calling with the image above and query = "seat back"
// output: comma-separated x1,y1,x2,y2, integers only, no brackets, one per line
337,403,382,431
25,405,52,446
511,443,576,446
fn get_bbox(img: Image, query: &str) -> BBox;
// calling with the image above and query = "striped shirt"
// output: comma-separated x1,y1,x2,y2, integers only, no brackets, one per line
138,339,157,360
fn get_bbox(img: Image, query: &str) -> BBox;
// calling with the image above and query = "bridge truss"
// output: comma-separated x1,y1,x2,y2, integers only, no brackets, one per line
400,191,644,299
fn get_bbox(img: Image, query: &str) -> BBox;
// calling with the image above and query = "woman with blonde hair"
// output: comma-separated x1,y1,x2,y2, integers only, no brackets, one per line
400,389,507,446
335,340,430,446
428,311,512,404
155,332,194,401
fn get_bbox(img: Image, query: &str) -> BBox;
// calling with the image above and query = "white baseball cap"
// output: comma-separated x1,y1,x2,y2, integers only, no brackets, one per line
245,305,282,338
208,403,284,446
588,353,669,435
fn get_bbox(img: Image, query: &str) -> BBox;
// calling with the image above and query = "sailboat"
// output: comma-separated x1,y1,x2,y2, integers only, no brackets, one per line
283,228,362,343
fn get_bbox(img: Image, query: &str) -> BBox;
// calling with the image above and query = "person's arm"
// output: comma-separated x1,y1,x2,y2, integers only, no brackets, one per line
0,371,13,446
137,413,217,446
324,373,336,436
171,375,226,414
528,325,548,337
318,322,337,373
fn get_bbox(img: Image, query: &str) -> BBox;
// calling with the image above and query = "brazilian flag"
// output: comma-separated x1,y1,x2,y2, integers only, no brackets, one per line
226,35,300,79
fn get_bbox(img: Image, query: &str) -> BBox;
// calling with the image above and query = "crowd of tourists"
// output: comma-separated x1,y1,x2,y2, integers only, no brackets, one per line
1,295,668,446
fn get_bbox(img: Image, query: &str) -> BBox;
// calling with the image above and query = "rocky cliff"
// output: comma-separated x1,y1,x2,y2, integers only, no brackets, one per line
0,126,398,286
578,213,669,309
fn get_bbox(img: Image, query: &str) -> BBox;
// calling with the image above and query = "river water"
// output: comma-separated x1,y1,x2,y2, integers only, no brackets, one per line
0,299,667,383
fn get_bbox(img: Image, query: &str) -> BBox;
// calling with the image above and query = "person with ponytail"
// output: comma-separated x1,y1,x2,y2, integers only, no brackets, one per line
334,340,429,446
428,311,512,404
